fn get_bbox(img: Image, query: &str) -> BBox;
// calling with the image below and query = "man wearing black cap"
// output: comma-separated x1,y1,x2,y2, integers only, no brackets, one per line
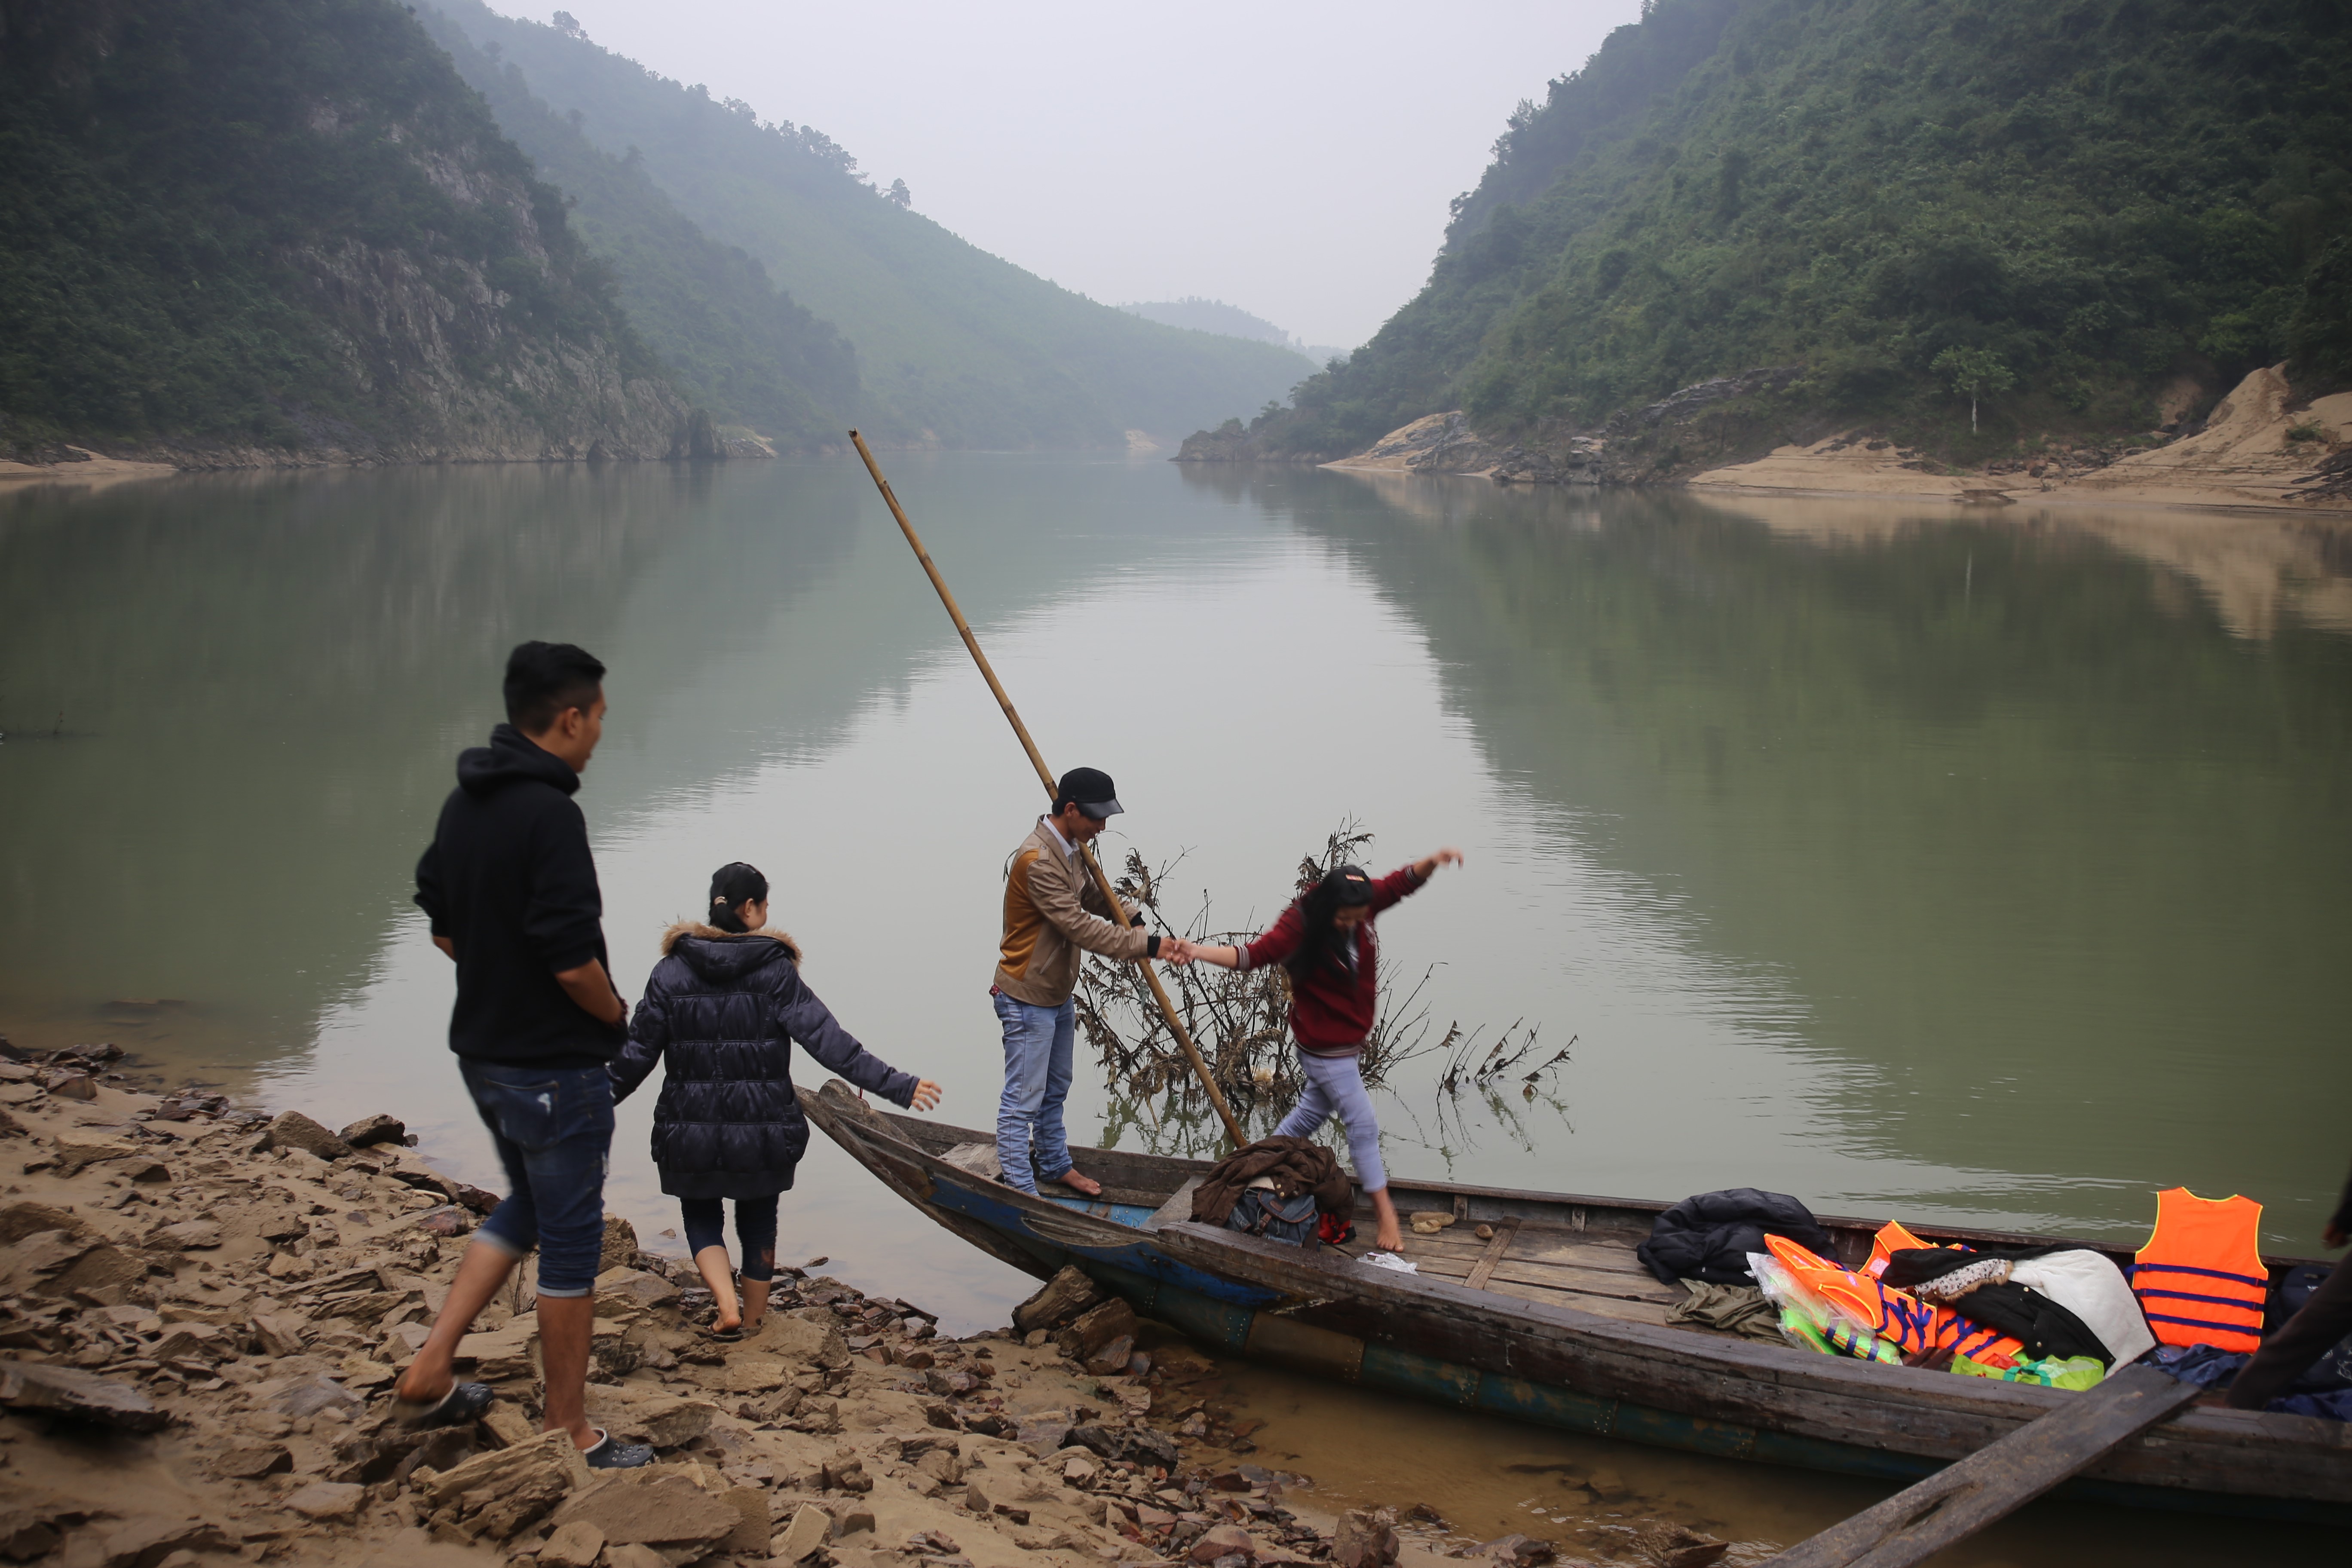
992,766,1163,1196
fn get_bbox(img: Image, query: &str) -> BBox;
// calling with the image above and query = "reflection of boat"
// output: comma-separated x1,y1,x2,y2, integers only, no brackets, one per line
805,1081,2352,1523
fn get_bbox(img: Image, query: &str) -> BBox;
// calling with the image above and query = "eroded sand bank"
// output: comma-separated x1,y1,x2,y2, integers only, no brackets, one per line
1688,367,2352,514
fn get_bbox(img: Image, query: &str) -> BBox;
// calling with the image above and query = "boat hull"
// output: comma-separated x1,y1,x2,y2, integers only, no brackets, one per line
804,1084,2352,1524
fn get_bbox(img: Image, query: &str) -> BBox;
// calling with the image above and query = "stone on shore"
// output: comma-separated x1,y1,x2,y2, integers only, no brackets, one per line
595,1264,680,1311
207,1442,293,1480
260,1109,355,1161
548,1469,739,1549
337,1111,406,1148
1054,1297,1139,1362
610,1393,717,1449
0,1359,168,1432
759,1308,850,1369
774,1503,832,1562
539,1519,606,1568
90,1515,234,1565
1333,1508,1401,1568
1190,1523,1258,1563
599,1212,640,1273
284,1481,368,1522
1013,1263,1103,1333
147,1219,222,1250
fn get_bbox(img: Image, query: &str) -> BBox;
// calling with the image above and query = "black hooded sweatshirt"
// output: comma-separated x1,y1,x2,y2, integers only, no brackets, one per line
414,725,619,1067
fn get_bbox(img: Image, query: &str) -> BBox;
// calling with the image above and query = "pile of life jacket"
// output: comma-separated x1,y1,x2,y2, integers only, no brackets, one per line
1748,1185,2270,1390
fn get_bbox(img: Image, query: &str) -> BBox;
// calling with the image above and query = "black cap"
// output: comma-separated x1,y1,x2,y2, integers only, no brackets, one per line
1055,766,1124,819
1326,865,1377,906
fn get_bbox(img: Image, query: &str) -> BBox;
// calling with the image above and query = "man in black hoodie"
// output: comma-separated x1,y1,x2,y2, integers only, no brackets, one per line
392,642,651,1468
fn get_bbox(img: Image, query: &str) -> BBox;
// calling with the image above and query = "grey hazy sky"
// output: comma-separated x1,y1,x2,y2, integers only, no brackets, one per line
530,2,1645,350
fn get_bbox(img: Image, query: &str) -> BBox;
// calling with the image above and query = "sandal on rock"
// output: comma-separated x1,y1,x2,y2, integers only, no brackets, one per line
702,1322,746,1343
583,1430,655,1470
393,1380,496,1430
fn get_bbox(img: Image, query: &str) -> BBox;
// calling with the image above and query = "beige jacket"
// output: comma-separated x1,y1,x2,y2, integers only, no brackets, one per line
993,818,1152,1006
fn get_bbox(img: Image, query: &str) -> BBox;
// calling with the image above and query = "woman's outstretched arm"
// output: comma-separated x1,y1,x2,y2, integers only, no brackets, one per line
775,965,941,1110
1412,847,1465,879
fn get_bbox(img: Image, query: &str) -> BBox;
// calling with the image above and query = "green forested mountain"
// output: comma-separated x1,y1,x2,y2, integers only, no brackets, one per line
0,0,686,462
1231,0,2352,462
421,2,1314,448
423,16,862,448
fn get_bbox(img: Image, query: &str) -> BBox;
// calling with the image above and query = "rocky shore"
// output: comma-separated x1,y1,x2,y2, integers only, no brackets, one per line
0,1044,1743,1568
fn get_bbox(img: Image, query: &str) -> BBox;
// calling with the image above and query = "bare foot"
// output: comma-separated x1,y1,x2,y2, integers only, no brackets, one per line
1376,1225,1404,1252
1051,1167,1104,1197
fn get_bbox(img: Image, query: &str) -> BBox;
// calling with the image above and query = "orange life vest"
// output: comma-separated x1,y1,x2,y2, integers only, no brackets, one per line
1767,1233,2024,1369
2133,1188,2268,1352
1865,1220,1942,1278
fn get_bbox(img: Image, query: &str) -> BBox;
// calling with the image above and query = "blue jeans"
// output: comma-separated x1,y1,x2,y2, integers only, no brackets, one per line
680,1195,779,1283
994,992,1075,1195
459,1059,614,1298
1275,1050,1387,1192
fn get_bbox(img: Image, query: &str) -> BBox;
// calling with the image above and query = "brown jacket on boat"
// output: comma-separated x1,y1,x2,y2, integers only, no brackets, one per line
1191,1136,1356,1228
993,817,1155,1006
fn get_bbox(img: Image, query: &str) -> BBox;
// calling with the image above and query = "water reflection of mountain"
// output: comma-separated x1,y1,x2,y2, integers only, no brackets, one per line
0,454,1266,1074
1226,465,2352,1239
0,463,874,1066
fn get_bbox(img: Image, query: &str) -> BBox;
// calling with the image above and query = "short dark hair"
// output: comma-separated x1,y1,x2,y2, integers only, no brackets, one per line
503,641,606,733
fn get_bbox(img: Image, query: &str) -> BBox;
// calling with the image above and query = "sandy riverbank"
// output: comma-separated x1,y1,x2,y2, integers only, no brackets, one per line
1686,367,2352,514
0,449,179,490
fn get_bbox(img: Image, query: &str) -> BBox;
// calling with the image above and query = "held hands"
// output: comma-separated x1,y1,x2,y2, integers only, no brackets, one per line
1158,936,1197,966
910,1080,944,1112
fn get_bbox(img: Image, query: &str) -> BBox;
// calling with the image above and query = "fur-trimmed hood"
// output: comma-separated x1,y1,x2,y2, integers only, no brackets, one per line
658,920,802,982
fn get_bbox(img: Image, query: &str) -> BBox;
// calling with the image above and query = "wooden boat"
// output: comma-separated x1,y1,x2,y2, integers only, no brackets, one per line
803,1082,2352,1524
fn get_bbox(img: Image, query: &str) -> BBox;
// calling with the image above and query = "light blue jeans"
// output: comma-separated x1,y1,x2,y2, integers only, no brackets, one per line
994,992,1076,1195
1275,1050,1387,1191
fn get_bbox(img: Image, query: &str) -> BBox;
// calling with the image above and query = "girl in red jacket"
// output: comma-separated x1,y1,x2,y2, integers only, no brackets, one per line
1182,848,1462,1252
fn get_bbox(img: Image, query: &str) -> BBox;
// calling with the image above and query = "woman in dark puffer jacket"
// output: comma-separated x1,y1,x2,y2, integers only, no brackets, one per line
610,862,940,1337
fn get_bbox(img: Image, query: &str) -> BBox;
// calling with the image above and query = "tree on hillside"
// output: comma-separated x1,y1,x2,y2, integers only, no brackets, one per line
887,178,910,208
1932,347,2015,435
2287,237,2352,385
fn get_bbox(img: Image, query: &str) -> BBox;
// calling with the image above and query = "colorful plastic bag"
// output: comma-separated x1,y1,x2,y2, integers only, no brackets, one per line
1953,1354,2105,1390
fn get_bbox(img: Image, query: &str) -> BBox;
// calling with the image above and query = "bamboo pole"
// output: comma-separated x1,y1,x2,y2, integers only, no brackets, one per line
850,430,1246,1151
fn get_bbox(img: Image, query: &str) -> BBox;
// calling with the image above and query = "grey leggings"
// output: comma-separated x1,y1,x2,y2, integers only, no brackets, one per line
1275,1050,1387,1191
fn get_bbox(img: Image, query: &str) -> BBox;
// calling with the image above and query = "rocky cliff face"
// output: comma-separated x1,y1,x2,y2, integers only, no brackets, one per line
159,231,696,469
0,0,695,468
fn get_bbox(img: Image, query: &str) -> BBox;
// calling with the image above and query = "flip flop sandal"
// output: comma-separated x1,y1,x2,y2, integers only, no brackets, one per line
392,1380,496,1429
702,1324,746,1344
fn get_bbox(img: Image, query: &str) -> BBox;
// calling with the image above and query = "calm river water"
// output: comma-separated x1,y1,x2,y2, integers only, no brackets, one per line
3,456,2348,1562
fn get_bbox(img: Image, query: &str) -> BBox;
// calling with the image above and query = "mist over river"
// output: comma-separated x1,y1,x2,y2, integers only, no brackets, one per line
3,456,2351,1559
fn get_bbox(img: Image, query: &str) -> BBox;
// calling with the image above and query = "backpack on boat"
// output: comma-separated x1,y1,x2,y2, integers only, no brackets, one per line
1226,1182,1320,1245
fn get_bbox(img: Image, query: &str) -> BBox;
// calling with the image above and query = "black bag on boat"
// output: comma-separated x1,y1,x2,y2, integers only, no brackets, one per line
1226,1185,1320,1246
1940,1282,2113,1365
1637,1188,1837,1286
